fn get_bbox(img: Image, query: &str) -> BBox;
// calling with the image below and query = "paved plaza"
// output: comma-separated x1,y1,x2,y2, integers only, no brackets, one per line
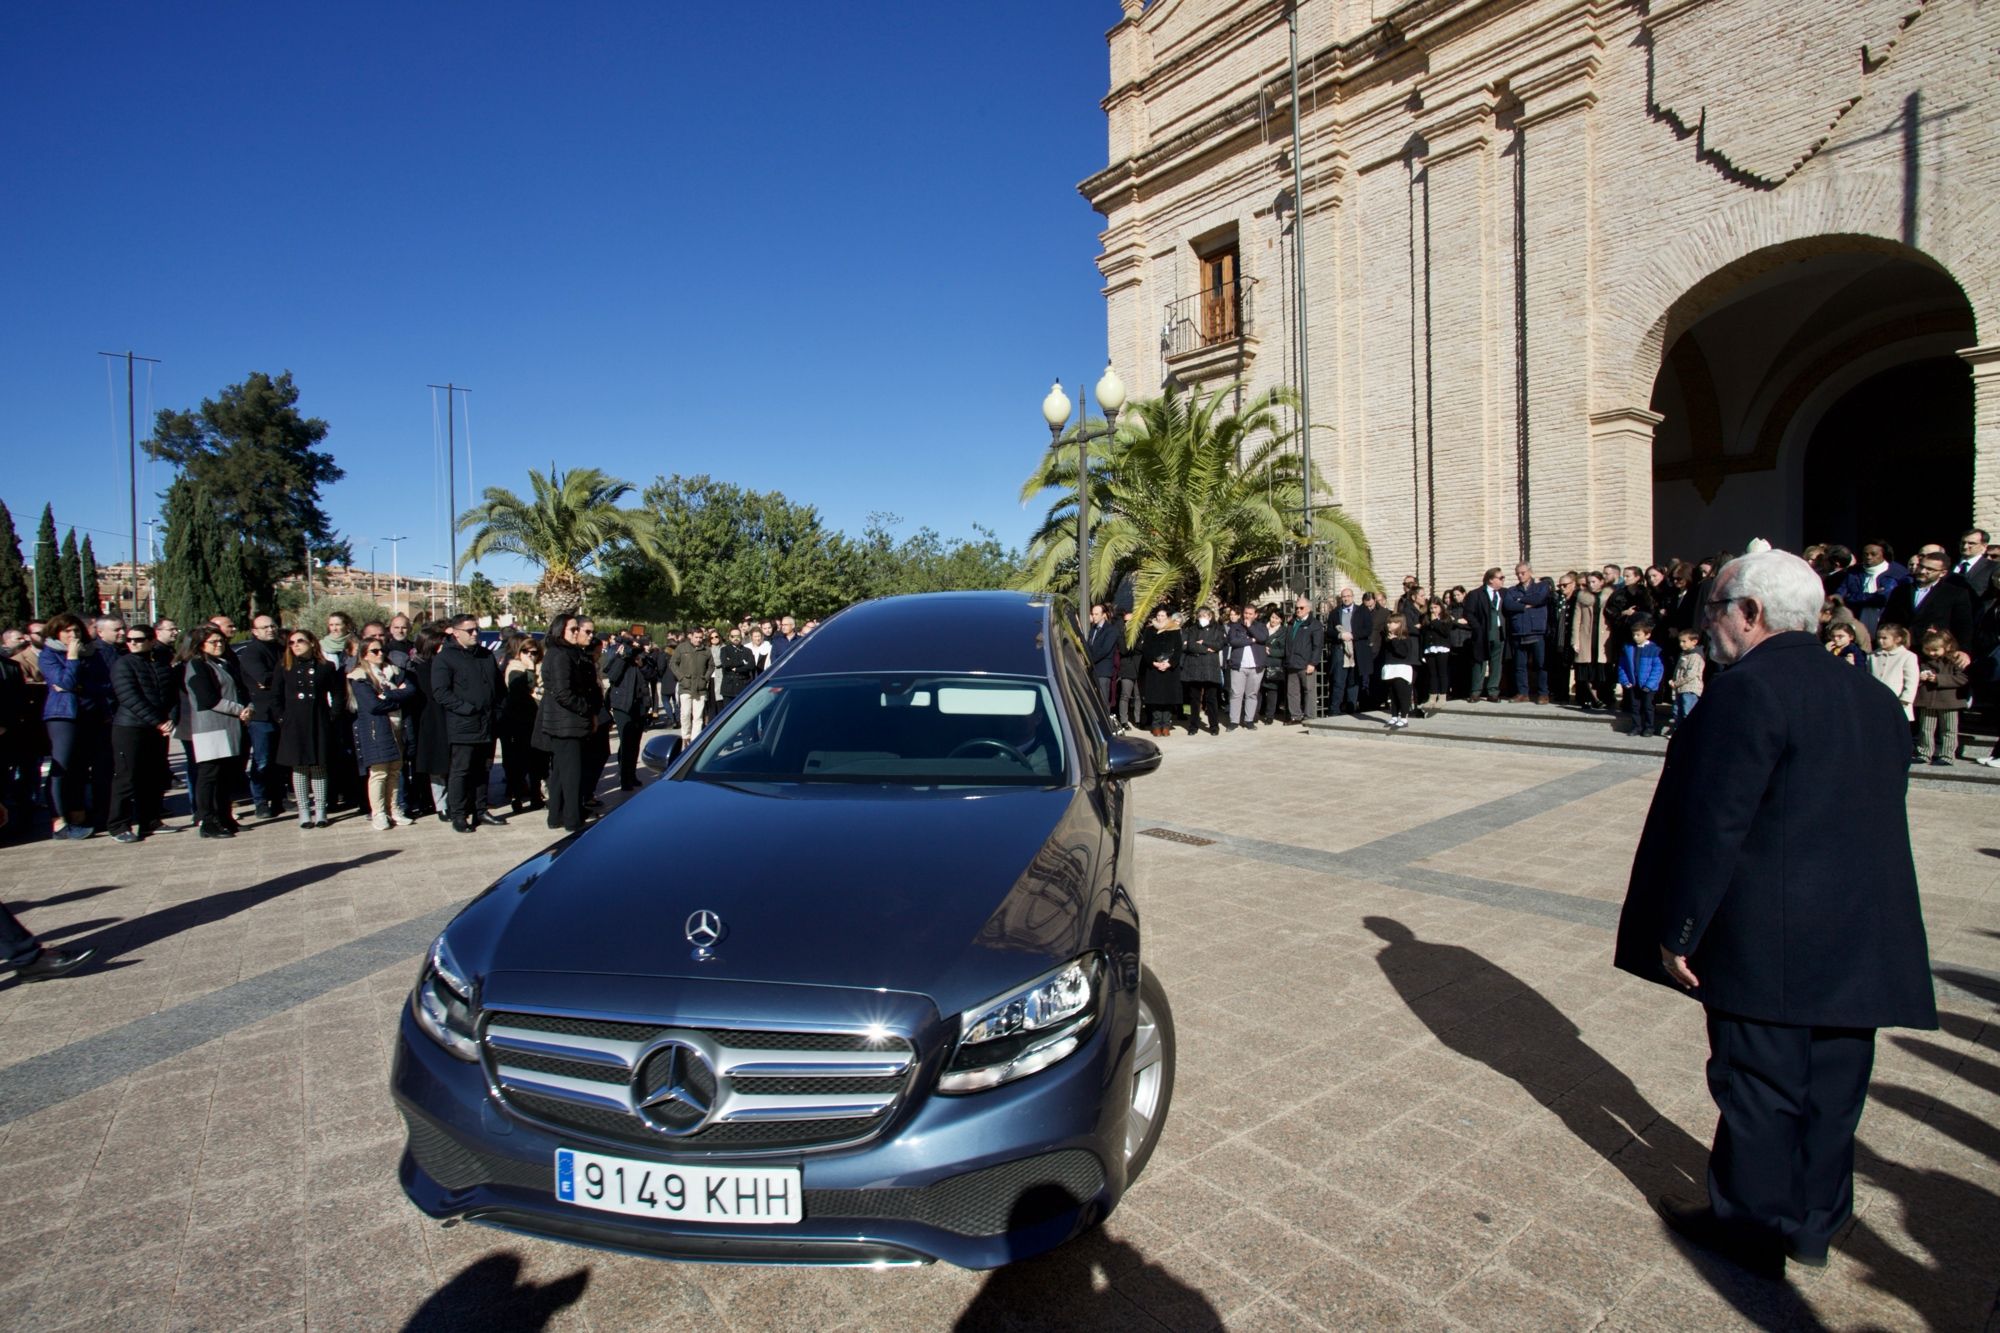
0,730,1995,1331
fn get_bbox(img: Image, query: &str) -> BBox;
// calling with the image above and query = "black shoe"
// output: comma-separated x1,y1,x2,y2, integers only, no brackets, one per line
1652,1195,1784,1279
451,819,475,834
198,823,233,839
1784,1242,1830,1269
476,811,508,826
15,945,95,982
437,812,452,824
314,819,331,829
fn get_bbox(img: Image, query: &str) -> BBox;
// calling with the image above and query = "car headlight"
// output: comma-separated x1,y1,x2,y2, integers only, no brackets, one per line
410,933,479,1061
939,954,1104,1093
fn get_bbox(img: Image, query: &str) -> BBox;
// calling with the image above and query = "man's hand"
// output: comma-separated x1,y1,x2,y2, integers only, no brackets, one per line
156,721,173,736
1660,946,1699,989
1305,664,1315,673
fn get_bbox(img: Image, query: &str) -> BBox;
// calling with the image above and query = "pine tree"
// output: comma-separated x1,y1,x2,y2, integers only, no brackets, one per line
32,506,59,621
79,535,102,615
157,478,248,628
0,501,31,627
57,530,82,616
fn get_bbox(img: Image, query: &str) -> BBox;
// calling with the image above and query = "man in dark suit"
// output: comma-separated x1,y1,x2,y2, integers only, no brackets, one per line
1086,603,1119,714
1463,568,1507,701
1615,550,1936,1277
1879,551,1974,646
1951,527,1993,602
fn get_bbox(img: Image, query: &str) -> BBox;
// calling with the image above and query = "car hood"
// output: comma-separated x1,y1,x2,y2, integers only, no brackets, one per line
478,779,1100,1018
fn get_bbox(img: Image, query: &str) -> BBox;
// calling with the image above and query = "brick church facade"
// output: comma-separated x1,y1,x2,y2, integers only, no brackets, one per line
1083,0,1998,588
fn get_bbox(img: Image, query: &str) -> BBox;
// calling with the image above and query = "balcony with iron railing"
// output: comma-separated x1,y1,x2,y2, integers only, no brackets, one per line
1161,277,1258,381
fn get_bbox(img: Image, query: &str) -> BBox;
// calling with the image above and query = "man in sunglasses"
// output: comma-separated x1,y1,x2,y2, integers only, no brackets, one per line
236,615,289,817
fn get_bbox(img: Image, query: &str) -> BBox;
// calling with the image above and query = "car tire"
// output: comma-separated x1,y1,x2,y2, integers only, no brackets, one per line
1122,964,1176,1184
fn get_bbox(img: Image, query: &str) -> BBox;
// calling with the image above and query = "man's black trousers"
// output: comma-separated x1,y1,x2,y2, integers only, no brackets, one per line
446,742,494,825
1703,1009,1876,1262
615,713,647,789
109,725,165,833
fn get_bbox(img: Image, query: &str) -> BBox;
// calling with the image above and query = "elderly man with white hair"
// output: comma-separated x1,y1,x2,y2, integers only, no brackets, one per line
1613,549,1936,1277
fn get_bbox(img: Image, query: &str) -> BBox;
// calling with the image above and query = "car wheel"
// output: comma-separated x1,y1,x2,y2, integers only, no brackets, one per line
1122,964,1176,1183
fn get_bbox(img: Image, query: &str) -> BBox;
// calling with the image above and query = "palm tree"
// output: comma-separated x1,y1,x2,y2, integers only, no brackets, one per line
455,466,678,615
1017,383,1380,637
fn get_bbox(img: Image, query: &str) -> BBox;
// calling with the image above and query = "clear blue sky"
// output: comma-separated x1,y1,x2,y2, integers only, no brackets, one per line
2,2,1124,589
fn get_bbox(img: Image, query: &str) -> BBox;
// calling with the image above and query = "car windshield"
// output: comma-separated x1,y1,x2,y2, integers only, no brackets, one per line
687,673,1067,787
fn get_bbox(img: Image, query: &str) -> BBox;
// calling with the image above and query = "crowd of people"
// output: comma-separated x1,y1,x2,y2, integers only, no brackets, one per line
0,607,822,856
1083,528,2000,765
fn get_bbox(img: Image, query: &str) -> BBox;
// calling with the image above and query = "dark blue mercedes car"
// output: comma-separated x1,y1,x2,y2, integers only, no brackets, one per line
391,591,1174,1268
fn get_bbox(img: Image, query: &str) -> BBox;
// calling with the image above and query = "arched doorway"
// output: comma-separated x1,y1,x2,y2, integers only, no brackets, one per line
1647,237,1975,561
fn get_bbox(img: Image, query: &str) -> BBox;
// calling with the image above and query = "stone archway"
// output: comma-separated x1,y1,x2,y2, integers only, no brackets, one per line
1643,236,1975,560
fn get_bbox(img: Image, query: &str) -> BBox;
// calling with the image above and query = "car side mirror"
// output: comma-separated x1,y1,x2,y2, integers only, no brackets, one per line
641,734,684,774
1104,734,1163,780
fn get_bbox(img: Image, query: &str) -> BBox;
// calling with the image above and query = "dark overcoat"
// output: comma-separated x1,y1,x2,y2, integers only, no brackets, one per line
1613,631,1937,1030
274,659,347,769
406,656,453,778
1137,625,1182,708
432,642,504,745
1178,620,1226,685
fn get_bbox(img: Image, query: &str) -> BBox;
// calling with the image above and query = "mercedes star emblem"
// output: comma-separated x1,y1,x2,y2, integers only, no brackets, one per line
634,1040,715,1134
685,909,725,961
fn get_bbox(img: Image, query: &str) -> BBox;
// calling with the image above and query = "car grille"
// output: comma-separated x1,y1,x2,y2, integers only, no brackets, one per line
481,1009,918,1156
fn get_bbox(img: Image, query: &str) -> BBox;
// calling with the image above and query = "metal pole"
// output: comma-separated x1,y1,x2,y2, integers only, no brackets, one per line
1075,378,1089,638
1287,2,1315,585
146,520,156,620
100,350,159,617
447,385,455,611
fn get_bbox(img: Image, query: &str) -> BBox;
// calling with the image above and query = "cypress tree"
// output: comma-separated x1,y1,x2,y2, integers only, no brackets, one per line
158,478,247,627
32,505,59,621
0,501,31,627
57,530,82,615
79,535,102,615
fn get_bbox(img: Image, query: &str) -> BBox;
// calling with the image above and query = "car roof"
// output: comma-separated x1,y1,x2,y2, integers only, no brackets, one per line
777,591,1057,678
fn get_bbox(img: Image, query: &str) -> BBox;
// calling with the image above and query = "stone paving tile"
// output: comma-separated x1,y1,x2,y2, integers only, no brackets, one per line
0,730,1995,1329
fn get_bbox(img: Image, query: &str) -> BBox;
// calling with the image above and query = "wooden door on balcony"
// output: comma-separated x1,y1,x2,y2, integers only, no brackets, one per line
1199,248,1238,344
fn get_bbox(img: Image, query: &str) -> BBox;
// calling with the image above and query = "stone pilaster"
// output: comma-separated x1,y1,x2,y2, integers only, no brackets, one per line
1964,344,2000,536
1589,407,1664,563
1516,52,1600,575
1418,93,1505,588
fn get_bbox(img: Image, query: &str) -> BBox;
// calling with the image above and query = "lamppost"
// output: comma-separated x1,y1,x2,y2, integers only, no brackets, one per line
1040,363,1126,636
382,535,406,615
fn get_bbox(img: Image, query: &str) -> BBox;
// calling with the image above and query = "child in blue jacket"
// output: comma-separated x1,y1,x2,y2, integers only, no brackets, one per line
1618,615,1666,737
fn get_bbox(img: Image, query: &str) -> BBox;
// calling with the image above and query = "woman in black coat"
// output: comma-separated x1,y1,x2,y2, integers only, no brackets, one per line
1350,594,1380,710
536,613,602,833
1137,608,1183,736
274,627,347,828
404,627,452,820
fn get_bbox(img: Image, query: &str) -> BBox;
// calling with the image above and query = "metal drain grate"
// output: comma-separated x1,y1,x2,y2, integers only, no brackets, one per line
1139,828,1215,846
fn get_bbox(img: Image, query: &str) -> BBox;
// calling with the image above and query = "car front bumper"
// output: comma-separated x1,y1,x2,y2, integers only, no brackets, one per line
390,994,1136,1270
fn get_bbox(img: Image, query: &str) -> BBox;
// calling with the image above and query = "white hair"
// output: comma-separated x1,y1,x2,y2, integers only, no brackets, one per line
1714,549,1823,633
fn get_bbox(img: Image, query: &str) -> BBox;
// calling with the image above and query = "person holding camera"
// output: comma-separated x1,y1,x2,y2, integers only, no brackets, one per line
604,630,659,792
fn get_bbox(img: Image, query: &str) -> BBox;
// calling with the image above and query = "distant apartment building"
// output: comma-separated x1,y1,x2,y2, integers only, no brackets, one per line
1083,0,1997,586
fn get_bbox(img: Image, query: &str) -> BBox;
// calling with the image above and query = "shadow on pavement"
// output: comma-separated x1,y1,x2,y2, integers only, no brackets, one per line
1931,968,2000,1007
5,885,118,913
403,1253,590,1332
71,850,400,967
1361,916,1829,1329
953,1190,1218,1331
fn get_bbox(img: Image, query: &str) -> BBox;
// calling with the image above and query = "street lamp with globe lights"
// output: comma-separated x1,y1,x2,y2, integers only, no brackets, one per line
1041,364,1125,635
